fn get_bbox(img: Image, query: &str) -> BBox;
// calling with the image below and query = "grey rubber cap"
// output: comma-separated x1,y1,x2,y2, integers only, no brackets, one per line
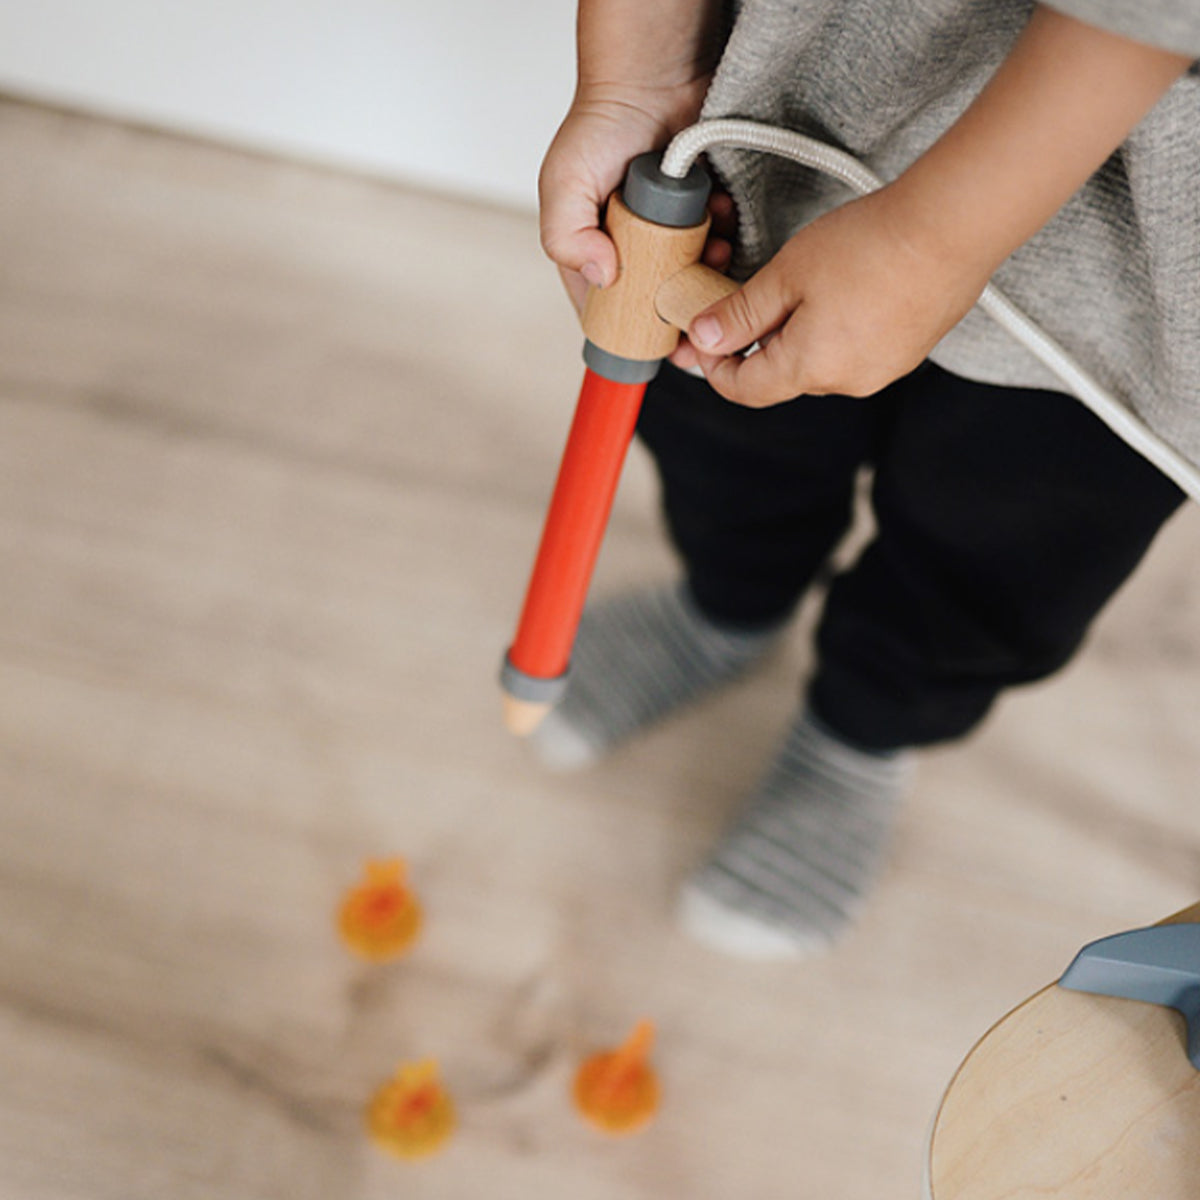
622,152,711,228
583,340,661,384
499,654,570,706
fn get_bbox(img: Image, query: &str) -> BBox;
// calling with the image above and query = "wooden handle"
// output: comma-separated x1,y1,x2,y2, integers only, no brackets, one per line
927,901,1200,1199
654,263,740,332
581,196,714,361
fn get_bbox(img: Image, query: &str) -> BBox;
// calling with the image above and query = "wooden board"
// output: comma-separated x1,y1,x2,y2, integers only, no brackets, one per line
927,903,1200,1199
2,96,1200,1200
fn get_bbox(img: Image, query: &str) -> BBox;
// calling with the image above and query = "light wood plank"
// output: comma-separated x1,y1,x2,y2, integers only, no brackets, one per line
0,98,1197,1200
928,903,1200,1199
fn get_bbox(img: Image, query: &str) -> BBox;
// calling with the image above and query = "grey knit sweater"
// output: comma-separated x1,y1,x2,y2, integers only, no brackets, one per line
701,0,1200,473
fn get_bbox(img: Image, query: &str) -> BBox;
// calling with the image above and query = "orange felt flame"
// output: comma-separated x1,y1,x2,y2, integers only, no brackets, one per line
573,1019,660,1135
338,858,422,961
367,1059,455,1161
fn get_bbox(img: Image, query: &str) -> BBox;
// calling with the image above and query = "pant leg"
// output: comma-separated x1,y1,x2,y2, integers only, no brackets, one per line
809,362,1186,750
636,362,886,628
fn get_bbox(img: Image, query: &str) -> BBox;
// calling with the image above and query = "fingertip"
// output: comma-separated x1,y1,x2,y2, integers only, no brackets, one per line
708,191,735,217
669,339,699,371
541,210,615,282
689,314,723,352
579,234,618,289
702,240,732,271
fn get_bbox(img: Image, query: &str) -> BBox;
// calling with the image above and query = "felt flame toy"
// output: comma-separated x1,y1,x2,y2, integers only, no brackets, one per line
500,152,738,737
366,1059,456,1160
573,1019,661,1135
337,858,422,961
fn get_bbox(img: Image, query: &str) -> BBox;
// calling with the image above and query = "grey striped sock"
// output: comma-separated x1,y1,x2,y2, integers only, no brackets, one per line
680,707,914,959
528,583,782,771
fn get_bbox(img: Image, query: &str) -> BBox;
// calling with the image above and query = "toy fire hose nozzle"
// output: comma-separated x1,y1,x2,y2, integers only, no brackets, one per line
500,153,740,737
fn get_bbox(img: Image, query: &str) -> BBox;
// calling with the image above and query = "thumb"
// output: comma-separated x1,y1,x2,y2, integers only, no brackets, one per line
543,221,617,291
538,179,619,290
686,266,790,355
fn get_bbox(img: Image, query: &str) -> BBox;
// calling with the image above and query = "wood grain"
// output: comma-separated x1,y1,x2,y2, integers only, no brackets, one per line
0,98,1198,1200
581,196,710,360
928,902,1200,1199
654,263,740,333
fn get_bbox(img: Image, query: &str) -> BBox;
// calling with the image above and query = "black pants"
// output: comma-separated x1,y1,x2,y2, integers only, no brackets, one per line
636,361,1184,751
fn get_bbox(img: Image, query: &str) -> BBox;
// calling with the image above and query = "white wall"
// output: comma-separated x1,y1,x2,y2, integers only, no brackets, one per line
0,0,576,208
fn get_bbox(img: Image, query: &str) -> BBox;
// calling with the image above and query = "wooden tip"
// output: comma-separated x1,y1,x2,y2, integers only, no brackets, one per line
502,695,551,737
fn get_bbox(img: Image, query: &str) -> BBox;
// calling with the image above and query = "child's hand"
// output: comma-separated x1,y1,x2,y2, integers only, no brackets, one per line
679,3,1193,409
679,186,992,405
538,84,710,313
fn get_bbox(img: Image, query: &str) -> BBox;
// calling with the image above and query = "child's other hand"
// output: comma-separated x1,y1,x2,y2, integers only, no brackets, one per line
680,186,991,405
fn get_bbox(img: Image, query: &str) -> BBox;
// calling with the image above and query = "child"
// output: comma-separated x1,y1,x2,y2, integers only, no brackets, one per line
534,1,1197,958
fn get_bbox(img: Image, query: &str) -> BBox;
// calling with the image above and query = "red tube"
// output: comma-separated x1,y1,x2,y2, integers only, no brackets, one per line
507,368,648,685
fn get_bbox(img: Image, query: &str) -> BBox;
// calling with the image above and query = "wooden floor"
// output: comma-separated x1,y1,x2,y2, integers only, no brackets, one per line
0,98,1197,1200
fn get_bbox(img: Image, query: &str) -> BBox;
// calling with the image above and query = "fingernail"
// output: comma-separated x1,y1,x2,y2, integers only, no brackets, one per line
581,262,605,288
691,315,722,350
